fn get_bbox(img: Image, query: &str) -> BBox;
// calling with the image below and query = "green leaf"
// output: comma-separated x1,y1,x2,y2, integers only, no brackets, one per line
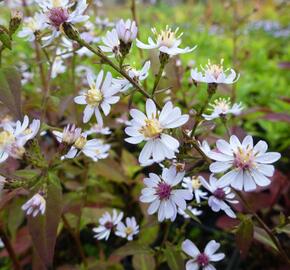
0,66,22,119
92,159,127,183
254,227,278,252
235,216,253,257
163,242,184,270
112,241,153,257
132,254,156,270
185,209,201,224
28,172,62,268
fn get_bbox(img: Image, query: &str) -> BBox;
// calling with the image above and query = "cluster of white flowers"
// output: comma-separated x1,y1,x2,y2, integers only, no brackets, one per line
93,210,139,241
11,3,284,268
0,115,40,163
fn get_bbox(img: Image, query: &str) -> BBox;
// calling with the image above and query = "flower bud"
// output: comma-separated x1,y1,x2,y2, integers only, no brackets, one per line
9,10,23,35
61,22,80,42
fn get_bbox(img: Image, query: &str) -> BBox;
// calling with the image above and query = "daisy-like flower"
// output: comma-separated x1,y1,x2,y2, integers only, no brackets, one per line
116,19,138,44
182,239,225,270
113,61,151,92
18,12,46,41
178,206,202,219
22,193,46,217
202,97,243,120
38,0,89,46
191,59,240,84
74,70,121,125
0,116,40,163
95,16,114,29
62,134,110,162
84,124,111,136
182,176,208,203
207,135,281,191
52,124,82,145
200,175,238,218
99,29,120,57
125,99,189,164
93,209,123,240
140,166,193,222
136,25,196,56
115,217,139,241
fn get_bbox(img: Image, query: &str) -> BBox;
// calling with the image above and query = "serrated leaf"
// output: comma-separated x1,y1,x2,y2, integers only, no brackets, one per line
132,253,156,270
236,216,253,257
164,242,184,270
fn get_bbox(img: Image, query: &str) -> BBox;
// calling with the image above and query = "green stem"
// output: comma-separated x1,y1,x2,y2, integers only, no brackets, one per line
152,61,166,97
0,228,22,270
236,191,290,265
220,116,231,138
191,83,216,137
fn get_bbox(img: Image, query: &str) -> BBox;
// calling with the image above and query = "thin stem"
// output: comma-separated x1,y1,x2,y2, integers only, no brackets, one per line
191,84,216,137
76,38,161,110
62,215,88,269
0,228,22,270
220,116,231,138
236,191,290,265
130,0,143,58
152,61,166,97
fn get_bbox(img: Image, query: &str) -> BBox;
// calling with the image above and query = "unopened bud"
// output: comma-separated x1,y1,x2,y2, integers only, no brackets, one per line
61,22,80,42
9,10,23,35
0,26,12,50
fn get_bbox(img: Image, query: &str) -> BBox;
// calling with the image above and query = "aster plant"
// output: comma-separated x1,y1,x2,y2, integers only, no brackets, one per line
0,1,289,270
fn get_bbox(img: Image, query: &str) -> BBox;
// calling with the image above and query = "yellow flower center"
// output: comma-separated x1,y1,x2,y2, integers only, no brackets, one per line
85,88,103,106
27,18,38,31
205,59,225,79
0,131,15,148
154,26,182,48
139,118,163,138
125,227,133,235
234,147,256,170
52,0,62,7
23,128,33,135
212,98,231,113
191,177,202,190
74,136,87,149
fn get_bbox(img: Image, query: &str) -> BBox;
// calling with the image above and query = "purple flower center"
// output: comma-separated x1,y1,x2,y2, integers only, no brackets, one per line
196,253,209,266
233,147,255,170
213,188,225,200
48,7,69,28
104,222,114,229
156,182,172,200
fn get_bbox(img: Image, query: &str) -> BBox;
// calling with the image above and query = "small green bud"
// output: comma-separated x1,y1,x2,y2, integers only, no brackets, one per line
9,10,23,35
0,26,12,50
61,22,80,42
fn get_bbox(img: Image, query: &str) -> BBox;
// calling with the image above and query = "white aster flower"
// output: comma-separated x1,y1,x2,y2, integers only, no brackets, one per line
136,25,196,56
95,17,114,29
22,193,46,217
38,0,89,46
178,206,202,219
0,115,40,163
93,209,123,240
62,134,110,162
74,70,121,125
203,97,243,120
182,239,225,270
100,29,120,57
140,166,193,222
125,99,189,164
200,175,238,218
191,59,240,84
115,217,139,241
18,13,46,41
84,124,111,136
207,135,281,191
52,124,82,145
182,176,208,203
116,19,138,44
113,61,151,92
